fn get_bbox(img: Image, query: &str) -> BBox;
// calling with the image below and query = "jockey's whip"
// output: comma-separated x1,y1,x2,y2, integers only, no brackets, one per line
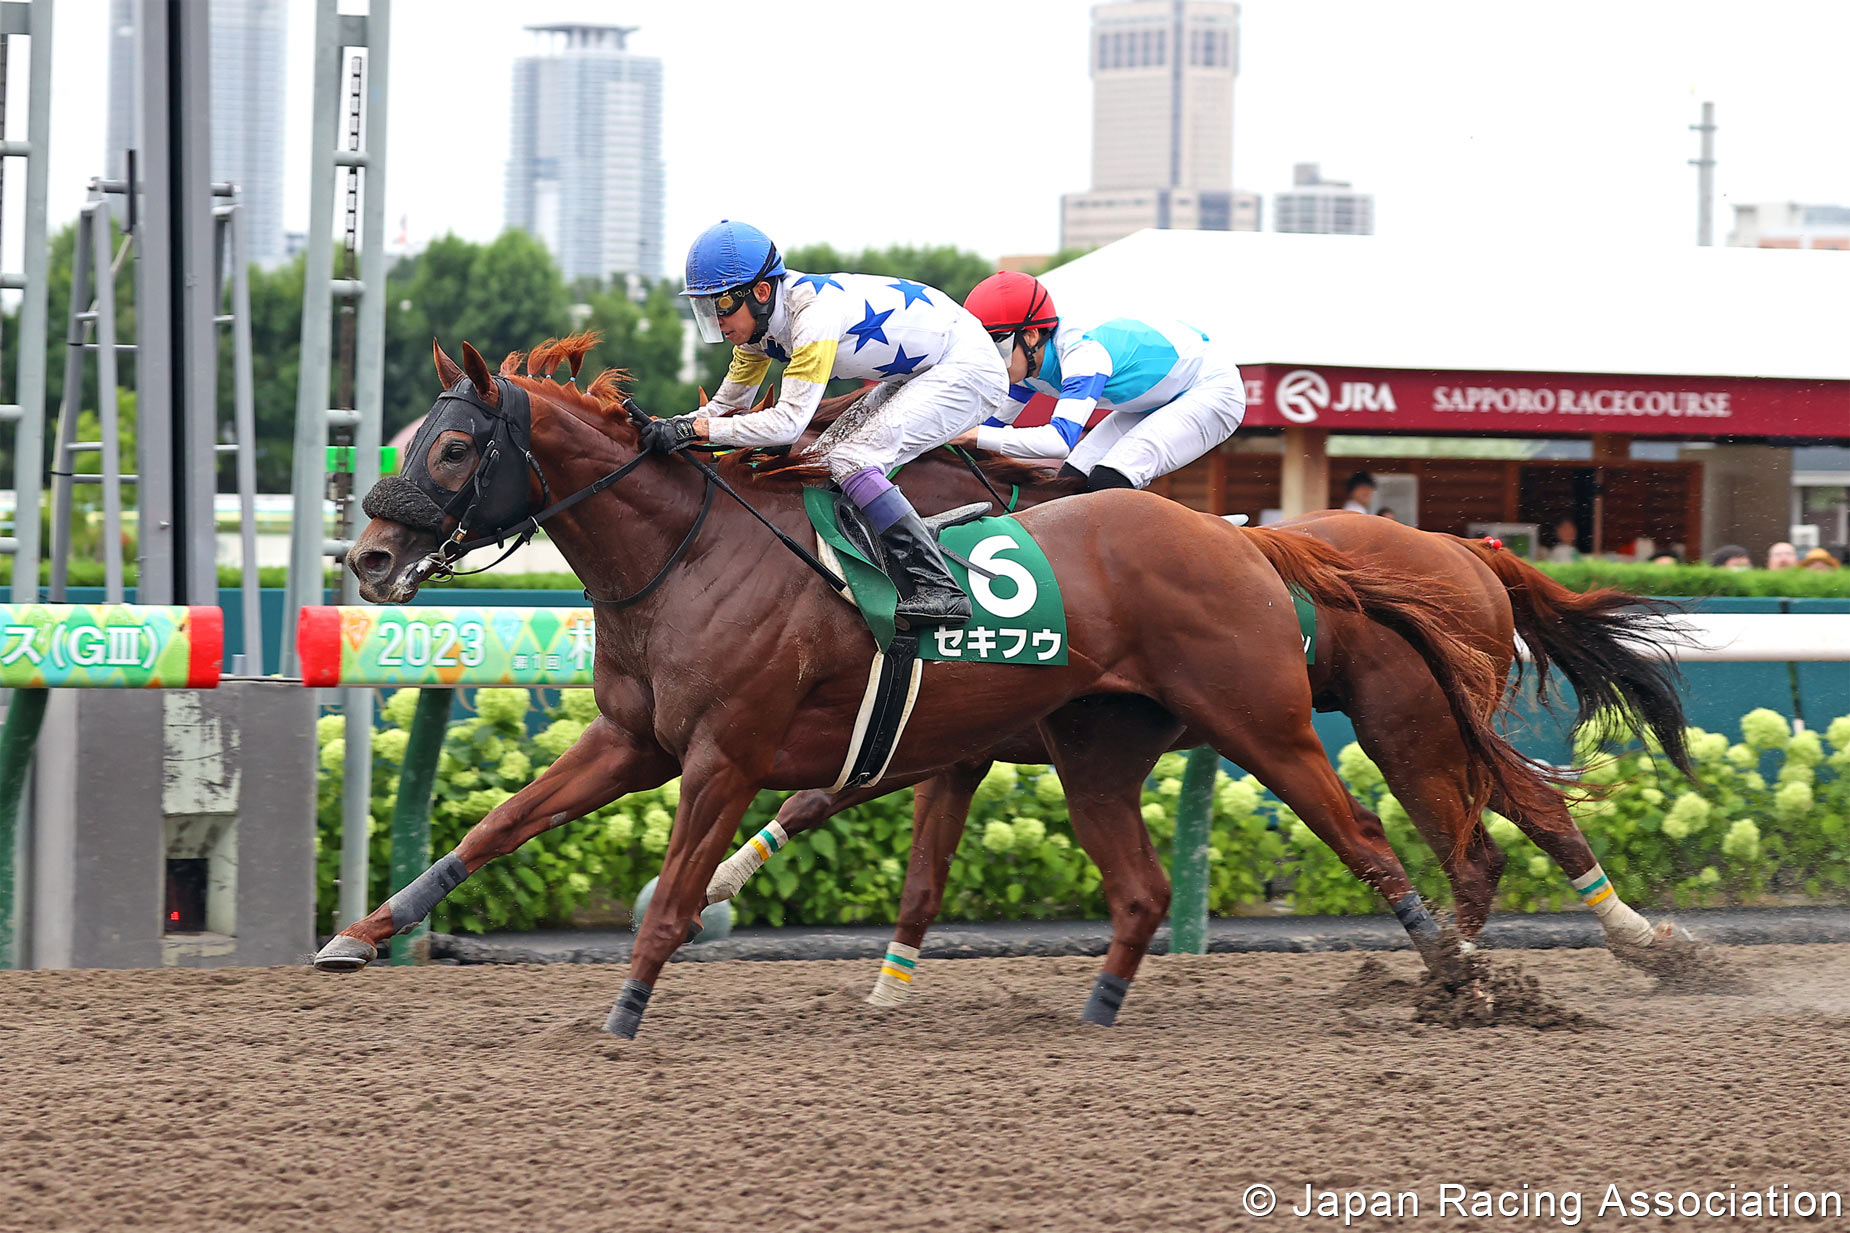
623,398,847,593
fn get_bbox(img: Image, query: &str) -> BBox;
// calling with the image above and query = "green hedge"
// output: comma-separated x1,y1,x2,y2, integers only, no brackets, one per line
17,554,1844,599
1534,559,1850,599
316,693,1850,934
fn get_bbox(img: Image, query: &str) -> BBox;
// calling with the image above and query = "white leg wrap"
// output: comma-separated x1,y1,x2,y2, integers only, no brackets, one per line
706,821,789,905
866,941,920,1007
1572,863,1655,948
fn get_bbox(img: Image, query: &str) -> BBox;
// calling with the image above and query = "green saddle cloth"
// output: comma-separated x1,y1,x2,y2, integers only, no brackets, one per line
802,487,1069,665
800,487,1315,667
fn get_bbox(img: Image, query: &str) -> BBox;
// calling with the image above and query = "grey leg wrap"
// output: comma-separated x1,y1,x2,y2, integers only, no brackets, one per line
605,979,654,1039
1391,891,1441,942
386,851,469,934
1082,972,1132,1026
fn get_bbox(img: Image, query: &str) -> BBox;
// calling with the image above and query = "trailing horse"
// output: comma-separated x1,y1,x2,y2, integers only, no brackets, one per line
316,334,1517,1037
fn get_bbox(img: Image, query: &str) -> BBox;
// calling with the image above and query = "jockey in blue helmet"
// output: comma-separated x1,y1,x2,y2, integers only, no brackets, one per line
645,220,1008,627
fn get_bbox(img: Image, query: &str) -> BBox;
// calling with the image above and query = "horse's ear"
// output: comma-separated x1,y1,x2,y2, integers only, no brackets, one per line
433,340,465,388
696,386,708,407
459,341,499,407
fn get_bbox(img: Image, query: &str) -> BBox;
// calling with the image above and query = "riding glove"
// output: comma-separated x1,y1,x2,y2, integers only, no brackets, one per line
640,415,701,454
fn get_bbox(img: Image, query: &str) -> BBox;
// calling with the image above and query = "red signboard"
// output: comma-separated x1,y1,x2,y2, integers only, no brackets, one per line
1234,365,1849,440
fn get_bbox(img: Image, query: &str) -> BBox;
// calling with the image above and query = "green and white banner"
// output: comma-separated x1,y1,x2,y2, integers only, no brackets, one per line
297,606,596,687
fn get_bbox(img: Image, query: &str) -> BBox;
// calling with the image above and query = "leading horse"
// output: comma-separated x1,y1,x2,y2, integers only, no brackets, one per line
318,334,1531,1037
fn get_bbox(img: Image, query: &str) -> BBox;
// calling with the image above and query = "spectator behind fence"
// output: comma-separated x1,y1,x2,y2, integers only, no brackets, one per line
1650,552,1682,566
1547,516,1582,563
1342,471,1375,514
1766,542,1798,570
1800,547,1842,571
1709,544,1752,570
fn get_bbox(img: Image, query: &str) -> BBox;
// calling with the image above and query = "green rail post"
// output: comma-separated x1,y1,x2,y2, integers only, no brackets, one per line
1168,745,1220,955
0,689,49,970
389,687,453,965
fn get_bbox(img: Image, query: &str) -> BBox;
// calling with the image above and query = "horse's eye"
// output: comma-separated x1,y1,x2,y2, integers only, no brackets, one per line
443,442,468,461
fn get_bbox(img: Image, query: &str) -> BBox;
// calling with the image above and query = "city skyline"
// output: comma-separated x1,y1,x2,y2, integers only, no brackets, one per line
16,0,1850,277
104,0,289,267
504,22,666,281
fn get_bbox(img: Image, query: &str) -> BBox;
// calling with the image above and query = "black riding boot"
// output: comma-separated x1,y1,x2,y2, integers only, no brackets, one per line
880,510,973,627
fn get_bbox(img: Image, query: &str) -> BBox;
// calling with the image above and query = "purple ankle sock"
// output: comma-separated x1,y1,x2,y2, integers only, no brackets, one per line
841,466,911,533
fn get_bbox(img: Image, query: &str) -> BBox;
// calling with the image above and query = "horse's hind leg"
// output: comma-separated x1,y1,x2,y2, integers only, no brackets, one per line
314,716,675,971
1489,787,1690,968
1167,686,1456,971
867,759,990,1007
1037,697,1186,1026
707,774,927,906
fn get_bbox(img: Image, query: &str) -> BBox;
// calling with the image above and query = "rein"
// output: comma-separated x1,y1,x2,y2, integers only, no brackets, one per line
406,387,847,603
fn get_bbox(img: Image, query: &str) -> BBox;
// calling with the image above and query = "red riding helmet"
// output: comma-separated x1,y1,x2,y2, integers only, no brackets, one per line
964,271,1059,339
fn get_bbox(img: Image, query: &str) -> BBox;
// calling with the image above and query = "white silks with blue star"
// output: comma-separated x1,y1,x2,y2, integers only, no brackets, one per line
702,271,1008,479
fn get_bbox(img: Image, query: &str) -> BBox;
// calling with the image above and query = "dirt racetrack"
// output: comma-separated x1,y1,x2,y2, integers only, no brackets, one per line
3,943,1847,1233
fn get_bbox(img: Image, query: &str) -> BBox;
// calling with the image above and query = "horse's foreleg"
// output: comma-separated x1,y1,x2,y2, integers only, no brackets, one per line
607,760,760,1038
314,716,674,972
706,773,929,906
867,760,989,1007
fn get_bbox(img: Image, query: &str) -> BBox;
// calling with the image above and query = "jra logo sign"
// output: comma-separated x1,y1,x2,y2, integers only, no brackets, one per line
1276,368,1398,423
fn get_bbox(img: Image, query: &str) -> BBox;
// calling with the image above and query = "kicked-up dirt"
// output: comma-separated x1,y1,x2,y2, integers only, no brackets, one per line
1,943,1847,1232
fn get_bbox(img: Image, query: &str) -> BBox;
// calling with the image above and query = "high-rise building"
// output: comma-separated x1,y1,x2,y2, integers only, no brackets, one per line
105,0,289,267
1727,202,1850,250
504,24,665,283
1273,163,1374,235
1060,0,1258,251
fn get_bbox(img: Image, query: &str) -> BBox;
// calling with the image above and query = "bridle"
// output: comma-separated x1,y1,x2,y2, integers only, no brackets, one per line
365,378,839,609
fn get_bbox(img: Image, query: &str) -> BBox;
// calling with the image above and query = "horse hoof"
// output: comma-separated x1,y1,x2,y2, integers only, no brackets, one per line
604,978,654,1039
313,934,377,972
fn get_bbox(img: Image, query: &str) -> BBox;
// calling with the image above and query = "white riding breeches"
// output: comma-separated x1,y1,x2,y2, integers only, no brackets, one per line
1064,353,1246,489
813,319,1007,482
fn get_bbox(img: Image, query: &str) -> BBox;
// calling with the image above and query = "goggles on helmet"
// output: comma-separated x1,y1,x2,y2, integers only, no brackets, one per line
689,249,782,344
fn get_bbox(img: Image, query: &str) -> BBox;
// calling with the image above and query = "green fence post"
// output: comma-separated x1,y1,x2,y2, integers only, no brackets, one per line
389,687,453,965
0,689,49,970
1169,745,1219,955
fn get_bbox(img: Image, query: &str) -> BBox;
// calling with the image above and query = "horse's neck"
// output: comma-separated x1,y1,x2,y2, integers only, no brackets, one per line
532,405,809,608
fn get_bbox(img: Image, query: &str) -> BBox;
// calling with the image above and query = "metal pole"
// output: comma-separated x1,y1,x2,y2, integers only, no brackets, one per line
8,0,52,603
1690,101,1716,247
90,202,125,602
47,204,94,604
282,0,342,677
172,0,217,605
1168,745,1219,955
132,0,174,603
225,201,262,671
0,686,46,969
390,686,450,965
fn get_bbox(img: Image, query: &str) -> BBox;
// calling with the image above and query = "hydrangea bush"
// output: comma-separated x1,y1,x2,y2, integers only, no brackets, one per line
317,695,1850,933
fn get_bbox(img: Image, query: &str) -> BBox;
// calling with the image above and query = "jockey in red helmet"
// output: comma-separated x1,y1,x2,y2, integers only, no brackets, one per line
958,272,1245,493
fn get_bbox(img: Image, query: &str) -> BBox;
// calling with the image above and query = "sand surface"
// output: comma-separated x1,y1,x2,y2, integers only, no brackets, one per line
2,943,1847,1232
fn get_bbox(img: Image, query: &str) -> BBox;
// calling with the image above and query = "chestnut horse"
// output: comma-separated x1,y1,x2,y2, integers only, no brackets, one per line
704,433,1698,994
317,334,1532,1037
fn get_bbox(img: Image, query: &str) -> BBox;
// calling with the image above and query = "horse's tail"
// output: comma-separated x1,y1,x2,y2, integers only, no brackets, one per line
1240,524,1574,850
1455,539,1695,781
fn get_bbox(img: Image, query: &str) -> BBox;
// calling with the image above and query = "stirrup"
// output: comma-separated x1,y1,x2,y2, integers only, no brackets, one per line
922,502,990,535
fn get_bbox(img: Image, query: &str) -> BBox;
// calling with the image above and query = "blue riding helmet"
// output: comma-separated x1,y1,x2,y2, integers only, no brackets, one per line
683,221,786,344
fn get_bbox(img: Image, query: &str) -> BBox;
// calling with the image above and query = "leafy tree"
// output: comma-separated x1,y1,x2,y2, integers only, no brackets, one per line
784,242,994,303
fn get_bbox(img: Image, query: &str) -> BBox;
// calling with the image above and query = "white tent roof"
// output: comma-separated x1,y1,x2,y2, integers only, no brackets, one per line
1036,230,1850,383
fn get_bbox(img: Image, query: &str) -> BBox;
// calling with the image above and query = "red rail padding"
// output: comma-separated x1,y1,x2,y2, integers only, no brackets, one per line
186,605,224,688
297,605,342,687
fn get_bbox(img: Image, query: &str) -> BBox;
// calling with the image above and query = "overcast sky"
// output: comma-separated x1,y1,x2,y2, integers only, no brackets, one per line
15,0,1850,270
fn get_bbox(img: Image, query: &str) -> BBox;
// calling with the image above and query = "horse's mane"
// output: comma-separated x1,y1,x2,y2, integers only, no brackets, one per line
494,332,633,424
491,333,1081,497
